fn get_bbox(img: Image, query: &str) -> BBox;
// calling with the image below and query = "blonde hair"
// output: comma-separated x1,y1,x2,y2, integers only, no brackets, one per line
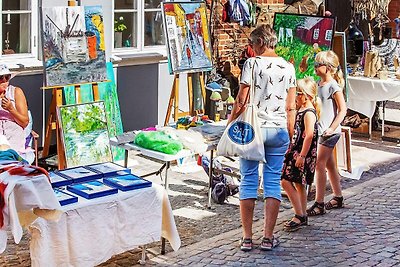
297,77,321,119
315,50,345,88
250,24,277,49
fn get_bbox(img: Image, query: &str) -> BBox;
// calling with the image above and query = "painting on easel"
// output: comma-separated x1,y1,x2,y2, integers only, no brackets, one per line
57,101,112,168
161,1,212,74
273,13,336,80
41,6,107,87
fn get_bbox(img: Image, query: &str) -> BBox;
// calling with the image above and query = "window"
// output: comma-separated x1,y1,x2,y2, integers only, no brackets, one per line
325,30,333,41
114,0,165,52
1,0,37,58
313,28,320,40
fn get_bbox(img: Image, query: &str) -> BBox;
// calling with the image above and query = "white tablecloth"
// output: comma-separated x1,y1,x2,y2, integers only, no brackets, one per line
347,76,400,118
0,162,62,253
28,184,180,267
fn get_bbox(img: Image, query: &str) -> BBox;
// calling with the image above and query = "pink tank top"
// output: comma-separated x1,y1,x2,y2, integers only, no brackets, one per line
0,85,25,153
0,85,17,121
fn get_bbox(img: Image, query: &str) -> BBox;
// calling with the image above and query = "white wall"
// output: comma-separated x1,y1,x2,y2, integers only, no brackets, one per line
157,61,191,126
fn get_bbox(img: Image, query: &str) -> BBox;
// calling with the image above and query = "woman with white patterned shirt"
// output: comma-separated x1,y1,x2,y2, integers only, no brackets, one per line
228,24,296,252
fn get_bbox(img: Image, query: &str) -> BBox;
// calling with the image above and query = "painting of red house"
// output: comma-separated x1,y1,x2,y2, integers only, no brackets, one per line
296,17,335,47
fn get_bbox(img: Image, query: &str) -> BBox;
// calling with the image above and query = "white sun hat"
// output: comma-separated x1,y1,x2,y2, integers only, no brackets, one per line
0,64,17,80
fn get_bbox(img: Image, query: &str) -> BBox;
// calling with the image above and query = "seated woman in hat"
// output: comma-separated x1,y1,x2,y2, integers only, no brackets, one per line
0,64,29,158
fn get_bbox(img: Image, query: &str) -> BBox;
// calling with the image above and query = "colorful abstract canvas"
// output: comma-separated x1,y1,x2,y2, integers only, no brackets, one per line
162,1,213,74
62,62,124,161
57,101,112,168
273,13,336,80
41,6,107,87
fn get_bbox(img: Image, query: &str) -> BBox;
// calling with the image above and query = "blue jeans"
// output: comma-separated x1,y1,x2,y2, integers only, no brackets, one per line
239,128,290,201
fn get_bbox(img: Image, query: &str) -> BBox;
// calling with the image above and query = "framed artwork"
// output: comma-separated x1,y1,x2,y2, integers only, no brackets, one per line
63,62,124,161
161,1,213,74
332,32,349,101
335,127,352,173
273,12,336,80
57,101,112,168
41,6,107,87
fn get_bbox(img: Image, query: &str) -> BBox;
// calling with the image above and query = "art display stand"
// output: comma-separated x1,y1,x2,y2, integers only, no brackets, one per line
42,83,101,170
164,72,206,126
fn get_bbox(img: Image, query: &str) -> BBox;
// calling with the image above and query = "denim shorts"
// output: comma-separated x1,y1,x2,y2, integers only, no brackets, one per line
239,127,290,201
318,133,341,148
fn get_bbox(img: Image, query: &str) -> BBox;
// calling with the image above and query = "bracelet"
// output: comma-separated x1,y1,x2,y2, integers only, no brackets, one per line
299,154,306,158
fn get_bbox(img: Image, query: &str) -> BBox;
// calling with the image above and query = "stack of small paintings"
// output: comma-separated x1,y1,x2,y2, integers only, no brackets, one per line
161,1,213,74
273,13,336,80
51,162,151,205
103,174,152,192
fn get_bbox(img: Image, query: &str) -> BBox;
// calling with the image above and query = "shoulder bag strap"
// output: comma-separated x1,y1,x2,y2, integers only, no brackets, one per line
247,58,257,107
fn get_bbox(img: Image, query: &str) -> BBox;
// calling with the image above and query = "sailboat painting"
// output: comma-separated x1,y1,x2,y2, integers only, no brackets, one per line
41,6,107,87
161,1,212,74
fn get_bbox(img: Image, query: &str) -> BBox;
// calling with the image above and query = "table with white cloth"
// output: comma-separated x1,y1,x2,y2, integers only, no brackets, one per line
347,76,400,139
0,161,62,253
28,183,180,267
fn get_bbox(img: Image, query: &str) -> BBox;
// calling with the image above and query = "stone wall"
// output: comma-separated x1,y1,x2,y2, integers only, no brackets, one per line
209,0,285,77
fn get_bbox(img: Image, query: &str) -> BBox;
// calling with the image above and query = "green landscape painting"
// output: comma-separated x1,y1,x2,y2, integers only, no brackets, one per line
58,101,112,167
273,13,336,80
62,62,124,161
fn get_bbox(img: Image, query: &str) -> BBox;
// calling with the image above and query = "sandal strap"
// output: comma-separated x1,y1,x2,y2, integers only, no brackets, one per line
307,201,325,216
261,236,280,249
241,238,252,244
325,196,344,209
294,214,307,223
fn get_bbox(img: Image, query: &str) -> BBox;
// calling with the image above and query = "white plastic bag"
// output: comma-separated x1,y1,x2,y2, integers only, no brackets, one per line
216,59,264,162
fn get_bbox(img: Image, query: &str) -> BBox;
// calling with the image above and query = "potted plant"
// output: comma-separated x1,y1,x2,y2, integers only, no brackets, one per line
114,16,127,48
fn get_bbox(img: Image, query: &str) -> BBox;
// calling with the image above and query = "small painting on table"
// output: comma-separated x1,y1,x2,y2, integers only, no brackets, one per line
41,6,107,87
161,1,213,74
273,13,336,80
57,101,112,168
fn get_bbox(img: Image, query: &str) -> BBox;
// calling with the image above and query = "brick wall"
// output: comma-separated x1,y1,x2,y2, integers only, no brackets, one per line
388,0,400,37
210,0,285,77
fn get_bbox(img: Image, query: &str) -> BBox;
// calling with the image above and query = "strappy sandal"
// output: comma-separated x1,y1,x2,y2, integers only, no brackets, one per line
325,196,344,210
260,236,280,251
306,201,325,216
239,237,253,252
284,214,307,232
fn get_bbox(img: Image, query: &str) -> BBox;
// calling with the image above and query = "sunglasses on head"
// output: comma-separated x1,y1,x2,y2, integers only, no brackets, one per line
0,75,10,81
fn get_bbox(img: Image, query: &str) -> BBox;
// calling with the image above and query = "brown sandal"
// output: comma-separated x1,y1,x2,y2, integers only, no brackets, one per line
325,196,344,210
306,202,325,216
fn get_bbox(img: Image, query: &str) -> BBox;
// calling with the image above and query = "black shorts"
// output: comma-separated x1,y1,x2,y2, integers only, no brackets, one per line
318,133,341,148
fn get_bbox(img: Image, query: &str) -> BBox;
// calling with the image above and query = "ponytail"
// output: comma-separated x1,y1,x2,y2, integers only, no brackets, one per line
312,96,322,120
333,67,345,89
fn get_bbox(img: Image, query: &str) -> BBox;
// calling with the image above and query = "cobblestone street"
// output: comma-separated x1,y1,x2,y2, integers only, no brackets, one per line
151,168,400,266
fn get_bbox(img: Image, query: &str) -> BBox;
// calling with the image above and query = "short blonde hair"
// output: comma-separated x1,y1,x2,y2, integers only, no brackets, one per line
250,24,277,49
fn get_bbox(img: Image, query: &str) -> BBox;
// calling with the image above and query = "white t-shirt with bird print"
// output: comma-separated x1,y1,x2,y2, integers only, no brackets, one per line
240,56,296,128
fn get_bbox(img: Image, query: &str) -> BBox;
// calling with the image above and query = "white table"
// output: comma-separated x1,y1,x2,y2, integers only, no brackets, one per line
28,184,180,267
0,162,62,254
110,127,225,209
347,76,400,139
109,139,194,191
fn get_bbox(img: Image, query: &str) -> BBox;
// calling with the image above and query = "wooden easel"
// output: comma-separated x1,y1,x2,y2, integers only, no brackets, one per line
164,72,206,126
42,83,100,169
